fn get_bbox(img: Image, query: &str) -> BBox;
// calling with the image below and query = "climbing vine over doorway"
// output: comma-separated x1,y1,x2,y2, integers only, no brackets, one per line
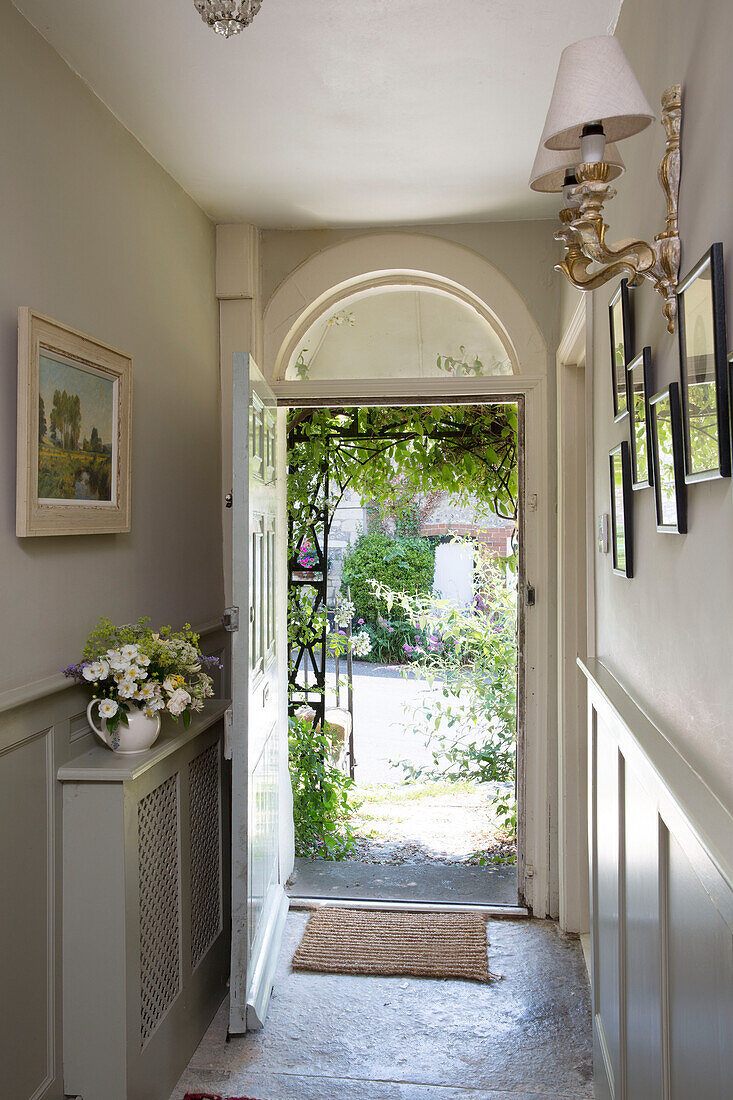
287,403,518,725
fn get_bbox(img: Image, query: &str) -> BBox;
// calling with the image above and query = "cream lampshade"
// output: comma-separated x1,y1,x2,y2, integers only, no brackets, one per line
529,141,625,193
540,35,655,151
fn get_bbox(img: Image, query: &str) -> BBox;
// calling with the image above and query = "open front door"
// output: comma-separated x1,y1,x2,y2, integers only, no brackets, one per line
228,353,289,1034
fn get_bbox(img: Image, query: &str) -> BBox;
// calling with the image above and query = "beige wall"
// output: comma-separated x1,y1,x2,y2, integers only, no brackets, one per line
261,219,561,349
0,1,222,693
591,0,733,809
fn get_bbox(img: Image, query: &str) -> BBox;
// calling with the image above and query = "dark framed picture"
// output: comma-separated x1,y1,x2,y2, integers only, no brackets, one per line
677,243,730,482
609,441,633,577
609,280,632,422
649,383,687,534
626,346,653,489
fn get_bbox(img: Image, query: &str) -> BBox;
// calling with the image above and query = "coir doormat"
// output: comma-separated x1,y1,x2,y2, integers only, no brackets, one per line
291,907,499,983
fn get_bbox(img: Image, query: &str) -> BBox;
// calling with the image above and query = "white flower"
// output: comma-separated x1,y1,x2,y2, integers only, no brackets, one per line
142,705,160,720
334,599,355,628
120,644,140,661
351,630,372,657
117,677,138,699
136,653,151,667
83,659,110,682
126,664,147,682
98,699,118,719
107,649,128,673
138,683,164,710
163,675,183,694
167,687,191,716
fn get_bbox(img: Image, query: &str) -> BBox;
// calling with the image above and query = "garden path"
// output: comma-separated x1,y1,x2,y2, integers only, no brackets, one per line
327,659,440,785
325,661,515,867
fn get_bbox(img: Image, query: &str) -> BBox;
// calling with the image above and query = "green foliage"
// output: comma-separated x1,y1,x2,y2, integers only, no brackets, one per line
288,404,518,535
361,617,423,664
341,532,434,625
82,616,202,661
49,388,82,451
372,540,518,840
289,714,357,859
286,403,518,709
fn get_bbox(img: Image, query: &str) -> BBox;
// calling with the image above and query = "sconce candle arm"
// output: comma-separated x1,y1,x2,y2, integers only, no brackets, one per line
553,85,681,333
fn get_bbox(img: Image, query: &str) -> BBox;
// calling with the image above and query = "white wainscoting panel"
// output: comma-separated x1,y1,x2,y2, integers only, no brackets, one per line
580,659,733,1100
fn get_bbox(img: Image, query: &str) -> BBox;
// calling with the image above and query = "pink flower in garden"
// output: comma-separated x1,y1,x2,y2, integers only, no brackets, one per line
297,540,317,569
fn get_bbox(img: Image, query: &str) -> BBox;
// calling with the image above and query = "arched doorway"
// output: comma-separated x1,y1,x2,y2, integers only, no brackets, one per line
264,233,555,919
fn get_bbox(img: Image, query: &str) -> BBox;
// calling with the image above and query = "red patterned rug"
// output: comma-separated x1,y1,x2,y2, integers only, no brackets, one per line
184,1094,262,1099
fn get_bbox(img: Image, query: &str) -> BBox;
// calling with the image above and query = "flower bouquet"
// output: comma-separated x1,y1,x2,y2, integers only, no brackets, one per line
64,617,219,753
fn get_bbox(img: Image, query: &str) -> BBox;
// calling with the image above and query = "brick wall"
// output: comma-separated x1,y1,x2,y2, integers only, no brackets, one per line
419,521,514,556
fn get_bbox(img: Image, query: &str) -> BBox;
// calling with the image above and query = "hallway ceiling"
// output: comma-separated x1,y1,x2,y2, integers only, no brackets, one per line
13,0,623,228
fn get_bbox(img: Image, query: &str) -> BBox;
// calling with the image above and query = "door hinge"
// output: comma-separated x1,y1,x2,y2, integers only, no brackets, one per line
526,584,536,606
222,606,240,632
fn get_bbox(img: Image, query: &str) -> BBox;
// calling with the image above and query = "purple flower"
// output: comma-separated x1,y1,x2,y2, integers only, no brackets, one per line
62,662,89,682
357,618,365,626
403,643,415,654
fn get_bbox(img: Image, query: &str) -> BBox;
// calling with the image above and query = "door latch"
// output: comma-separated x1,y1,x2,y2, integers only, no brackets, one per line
222,606,240,632
526,584,536,606
225,491,233,509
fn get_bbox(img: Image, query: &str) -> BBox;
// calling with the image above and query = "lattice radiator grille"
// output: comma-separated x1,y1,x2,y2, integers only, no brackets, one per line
138,774,181,1046
189,742,222,969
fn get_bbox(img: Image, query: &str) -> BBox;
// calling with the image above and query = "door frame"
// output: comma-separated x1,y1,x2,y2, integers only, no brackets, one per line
274,373,553,917
556,296,593,933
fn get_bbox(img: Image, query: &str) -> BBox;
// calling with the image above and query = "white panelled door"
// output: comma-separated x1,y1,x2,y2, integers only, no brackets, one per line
228,353,288,1035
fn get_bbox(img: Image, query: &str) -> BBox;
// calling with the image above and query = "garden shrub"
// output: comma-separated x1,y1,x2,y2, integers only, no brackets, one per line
341,532,435,627
288,714,357,859
362,616,425,664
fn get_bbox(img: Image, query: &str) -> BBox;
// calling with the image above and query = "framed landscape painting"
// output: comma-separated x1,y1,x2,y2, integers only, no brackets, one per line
16,309,132,536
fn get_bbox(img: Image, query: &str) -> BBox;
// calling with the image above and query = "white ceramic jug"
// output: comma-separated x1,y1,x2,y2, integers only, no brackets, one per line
86,700,161,754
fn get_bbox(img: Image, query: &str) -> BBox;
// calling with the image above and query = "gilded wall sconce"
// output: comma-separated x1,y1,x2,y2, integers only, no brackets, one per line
529,36,681,333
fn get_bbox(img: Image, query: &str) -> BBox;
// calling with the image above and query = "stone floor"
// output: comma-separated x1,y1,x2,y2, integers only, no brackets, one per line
289,858,518,906
169,912,594,1100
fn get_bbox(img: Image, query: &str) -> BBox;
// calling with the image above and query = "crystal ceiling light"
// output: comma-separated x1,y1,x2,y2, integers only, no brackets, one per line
194,0,263,38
